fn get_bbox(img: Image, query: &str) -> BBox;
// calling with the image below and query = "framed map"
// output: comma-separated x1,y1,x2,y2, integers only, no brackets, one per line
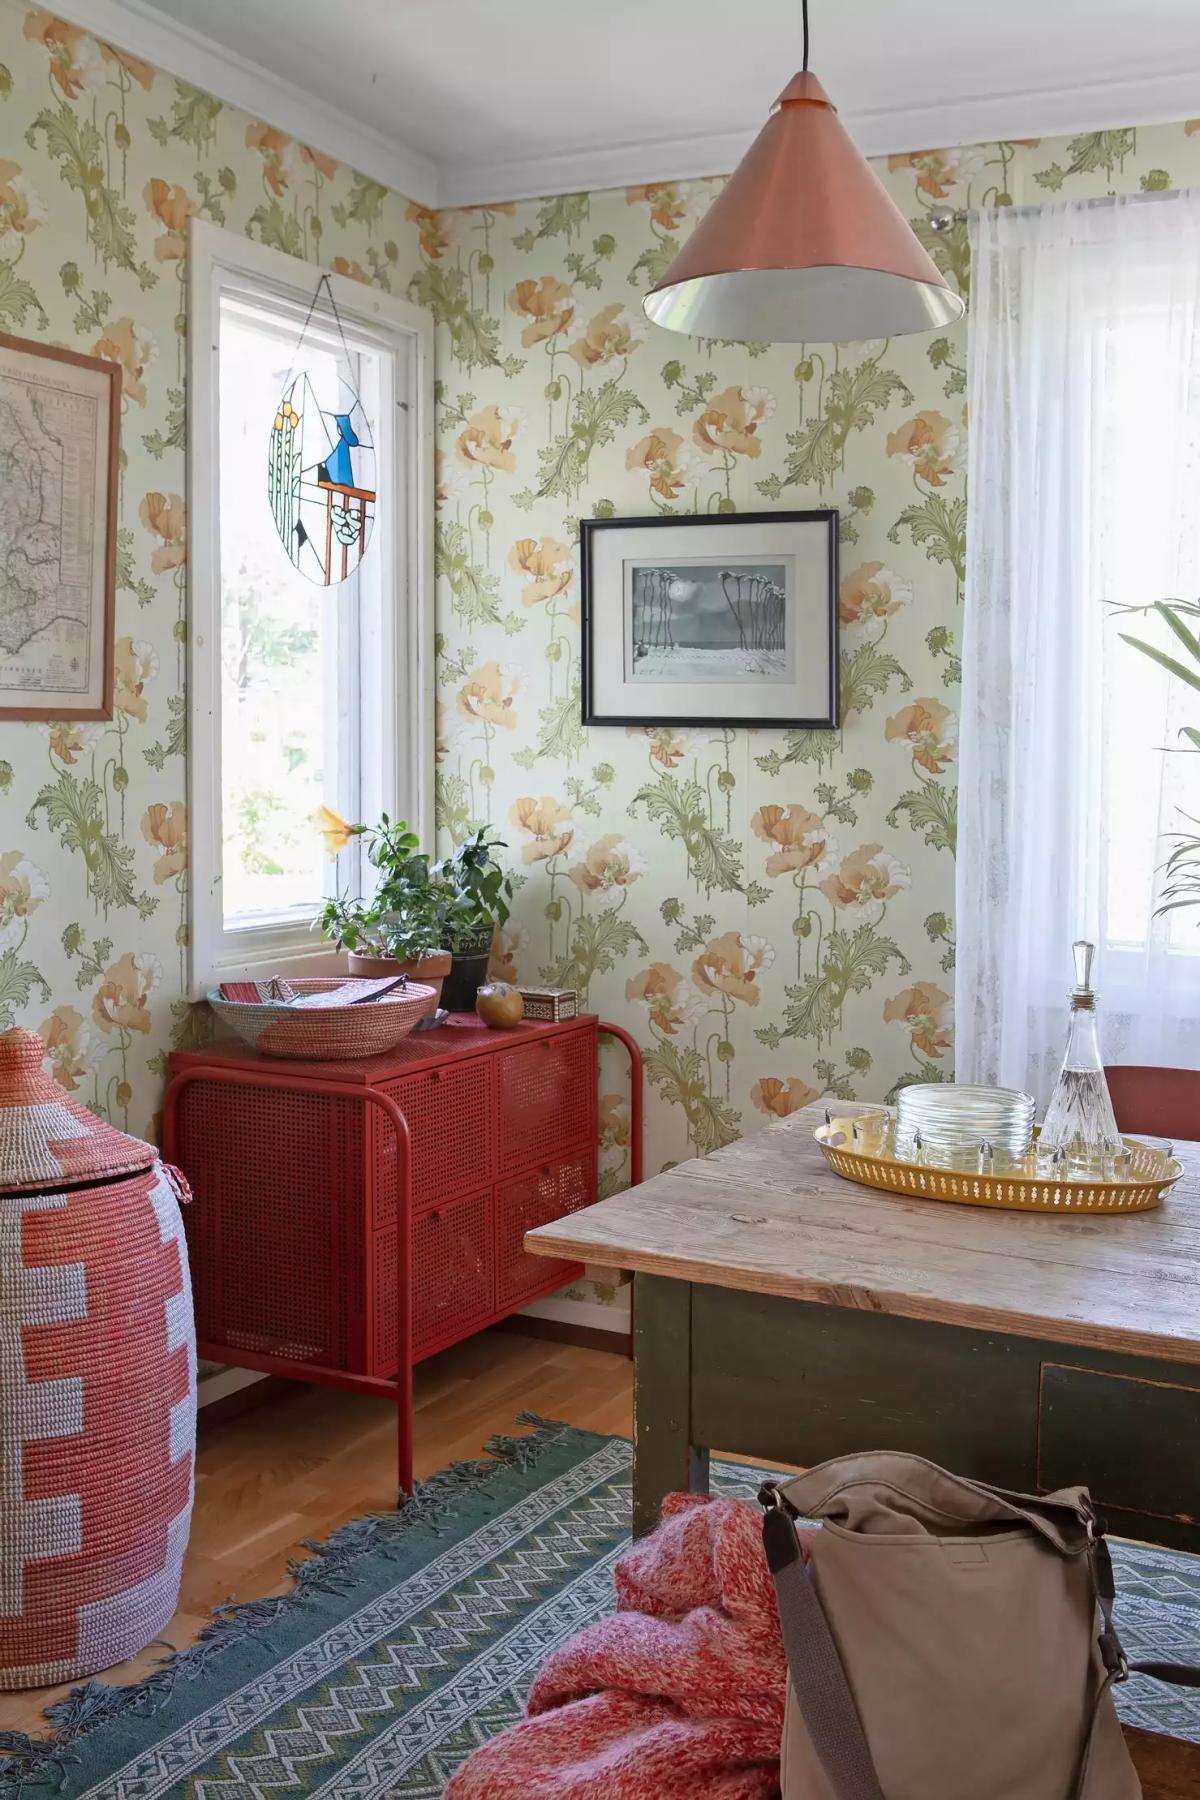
0,331,119,721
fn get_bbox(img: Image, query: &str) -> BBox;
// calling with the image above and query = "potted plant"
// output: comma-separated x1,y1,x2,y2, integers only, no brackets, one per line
1120,599,1200,920
316,816,452,1005
430,827,515,1012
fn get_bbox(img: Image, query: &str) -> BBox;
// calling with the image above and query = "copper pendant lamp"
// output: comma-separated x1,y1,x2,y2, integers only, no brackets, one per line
642,0,965,344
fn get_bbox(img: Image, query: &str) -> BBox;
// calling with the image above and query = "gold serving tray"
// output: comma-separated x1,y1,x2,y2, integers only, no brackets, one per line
815,1111,1183,1215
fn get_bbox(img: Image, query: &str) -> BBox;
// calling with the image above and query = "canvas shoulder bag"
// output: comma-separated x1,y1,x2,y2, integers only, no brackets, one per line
761,1450,1200,1800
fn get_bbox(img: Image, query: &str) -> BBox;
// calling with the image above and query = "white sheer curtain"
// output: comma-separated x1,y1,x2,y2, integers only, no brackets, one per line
957,189,1200,1102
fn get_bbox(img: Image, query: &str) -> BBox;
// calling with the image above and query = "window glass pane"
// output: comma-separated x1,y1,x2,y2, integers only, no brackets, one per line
1097,311,1200,957
217,300,363,930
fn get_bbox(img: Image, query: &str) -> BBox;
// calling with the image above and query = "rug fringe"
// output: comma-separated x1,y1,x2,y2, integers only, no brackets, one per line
0,1412,575,1798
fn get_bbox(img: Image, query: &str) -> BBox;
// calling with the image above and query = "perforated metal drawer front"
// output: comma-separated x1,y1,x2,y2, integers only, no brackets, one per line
412,1187,495,1357
179,1077,363,1369
496,1030,595,1175
495,1149,595,1307
371,1225,398,1377
373,1056,494,1222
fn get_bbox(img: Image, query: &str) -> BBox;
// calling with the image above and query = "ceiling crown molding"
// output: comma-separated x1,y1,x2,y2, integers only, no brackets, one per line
440,63,1200,209
51,2,1200,215
59,0,440,205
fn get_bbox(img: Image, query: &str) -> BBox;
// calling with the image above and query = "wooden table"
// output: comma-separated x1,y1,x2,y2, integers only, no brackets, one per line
526,1101,1200,1547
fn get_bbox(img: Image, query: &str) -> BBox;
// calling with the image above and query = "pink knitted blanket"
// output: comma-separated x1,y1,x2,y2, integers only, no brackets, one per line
445,1490,802,1800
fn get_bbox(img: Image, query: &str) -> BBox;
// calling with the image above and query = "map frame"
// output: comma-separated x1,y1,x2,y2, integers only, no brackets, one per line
0,330,120,722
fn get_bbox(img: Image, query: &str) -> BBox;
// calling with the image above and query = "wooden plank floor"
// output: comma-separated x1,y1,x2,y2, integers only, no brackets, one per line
0,1327,1193,1797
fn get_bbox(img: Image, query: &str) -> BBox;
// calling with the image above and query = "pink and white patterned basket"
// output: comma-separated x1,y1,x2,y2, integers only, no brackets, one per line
208,976,438,1058
0,1028,196,1689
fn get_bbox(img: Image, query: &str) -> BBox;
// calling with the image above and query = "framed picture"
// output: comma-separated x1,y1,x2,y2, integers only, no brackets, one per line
0,330,120,722
580,509,838,728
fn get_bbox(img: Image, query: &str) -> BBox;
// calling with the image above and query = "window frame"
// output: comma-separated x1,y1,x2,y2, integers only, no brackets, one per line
187,218,434,999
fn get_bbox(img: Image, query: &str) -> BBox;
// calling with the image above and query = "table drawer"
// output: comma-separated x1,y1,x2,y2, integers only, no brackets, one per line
495,1029,595,1175
412,1187,495,1357
1038,1362,1200,1528
495,1148,594,1308
374,1056,494,1221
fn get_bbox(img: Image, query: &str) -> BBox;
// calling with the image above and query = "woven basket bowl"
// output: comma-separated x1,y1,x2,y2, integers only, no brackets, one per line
208,978,438,1059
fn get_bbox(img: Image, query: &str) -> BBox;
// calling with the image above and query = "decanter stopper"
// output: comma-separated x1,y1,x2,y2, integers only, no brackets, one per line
1071,940,1095,1003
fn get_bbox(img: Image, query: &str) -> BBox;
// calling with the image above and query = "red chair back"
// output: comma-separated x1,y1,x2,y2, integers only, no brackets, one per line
1104,1065,1200,1141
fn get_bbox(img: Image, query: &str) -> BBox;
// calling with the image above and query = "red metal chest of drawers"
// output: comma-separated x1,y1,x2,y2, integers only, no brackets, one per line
164,1013,641,1495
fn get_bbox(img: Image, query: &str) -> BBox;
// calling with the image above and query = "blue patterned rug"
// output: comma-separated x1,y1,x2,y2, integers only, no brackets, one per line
2,1418,1198,1797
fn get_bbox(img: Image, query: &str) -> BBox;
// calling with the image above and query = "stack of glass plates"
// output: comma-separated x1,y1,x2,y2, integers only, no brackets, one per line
894,1083,1035,1167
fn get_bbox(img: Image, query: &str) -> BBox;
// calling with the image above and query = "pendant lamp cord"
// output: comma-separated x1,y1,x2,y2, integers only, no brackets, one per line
801,0,810,69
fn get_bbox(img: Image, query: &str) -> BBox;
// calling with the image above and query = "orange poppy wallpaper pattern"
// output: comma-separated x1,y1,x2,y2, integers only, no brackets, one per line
0,0,1196,1323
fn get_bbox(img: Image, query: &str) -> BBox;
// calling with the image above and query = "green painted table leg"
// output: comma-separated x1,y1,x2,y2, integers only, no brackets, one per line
632,1273,710,1536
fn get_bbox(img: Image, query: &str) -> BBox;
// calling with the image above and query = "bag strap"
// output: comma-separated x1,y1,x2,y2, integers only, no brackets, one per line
1073,1526,1200,1799
761,1486,885,1800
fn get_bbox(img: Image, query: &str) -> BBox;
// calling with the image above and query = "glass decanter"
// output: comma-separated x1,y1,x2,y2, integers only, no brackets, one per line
1039,941,1121,1174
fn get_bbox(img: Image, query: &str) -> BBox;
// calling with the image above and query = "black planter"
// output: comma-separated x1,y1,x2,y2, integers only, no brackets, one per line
442,935,492,1013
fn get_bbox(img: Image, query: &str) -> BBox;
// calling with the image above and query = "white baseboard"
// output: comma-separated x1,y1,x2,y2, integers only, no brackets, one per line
196,1365,268,1409
518,1292,631,1335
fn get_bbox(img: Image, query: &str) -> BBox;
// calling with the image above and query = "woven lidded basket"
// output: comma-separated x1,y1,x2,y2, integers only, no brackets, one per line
208,977,437,1058
0,1028,195,1688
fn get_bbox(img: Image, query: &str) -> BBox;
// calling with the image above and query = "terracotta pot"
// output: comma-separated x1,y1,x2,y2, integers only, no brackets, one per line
347,948,451,1009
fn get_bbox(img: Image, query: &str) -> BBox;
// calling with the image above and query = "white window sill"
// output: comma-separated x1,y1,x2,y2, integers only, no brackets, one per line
192,935,347,1001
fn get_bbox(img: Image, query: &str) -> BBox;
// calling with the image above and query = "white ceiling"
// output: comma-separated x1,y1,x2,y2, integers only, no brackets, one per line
68,0,1200,207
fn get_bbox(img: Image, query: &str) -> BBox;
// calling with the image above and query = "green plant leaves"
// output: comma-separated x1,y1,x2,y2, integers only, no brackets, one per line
539,905,648,1005
888,493,967,596
761,356,912,495
642,1038,740,1154
632,771,744,895
532,378,648,502
888,778,958,854
763,924,911,1048
28,102,152,280
28,773,155,917
0,259,48,329
0,950,50,1031
436,519,505,626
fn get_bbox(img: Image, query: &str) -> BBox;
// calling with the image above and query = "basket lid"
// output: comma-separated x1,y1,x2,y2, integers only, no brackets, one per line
0,1028,156,1195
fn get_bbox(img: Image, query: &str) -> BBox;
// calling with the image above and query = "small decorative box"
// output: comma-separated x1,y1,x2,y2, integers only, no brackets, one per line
519,985,579,1022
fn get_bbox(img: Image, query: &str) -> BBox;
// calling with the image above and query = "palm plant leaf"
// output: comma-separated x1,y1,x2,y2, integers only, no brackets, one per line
1118,633,1200,693
1119,600,1200,919
1155,599,1200,663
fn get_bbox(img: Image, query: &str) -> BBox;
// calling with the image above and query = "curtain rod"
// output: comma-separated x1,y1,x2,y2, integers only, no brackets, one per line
928,187,1182,234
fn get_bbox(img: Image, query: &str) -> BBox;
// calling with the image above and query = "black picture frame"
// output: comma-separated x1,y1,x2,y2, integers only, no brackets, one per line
579,508,839,730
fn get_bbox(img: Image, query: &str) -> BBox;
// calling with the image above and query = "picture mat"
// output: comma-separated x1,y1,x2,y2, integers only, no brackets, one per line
589,517,832,722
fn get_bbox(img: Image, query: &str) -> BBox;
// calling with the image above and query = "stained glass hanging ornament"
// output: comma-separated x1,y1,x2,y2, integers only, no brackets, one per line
267,274,377,587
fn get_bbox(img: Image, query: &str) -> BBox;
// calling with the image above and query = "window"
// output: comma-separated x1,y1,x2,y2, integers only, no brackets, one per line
188,222,432,996
957,190,1200,1093
1095,307,1200,962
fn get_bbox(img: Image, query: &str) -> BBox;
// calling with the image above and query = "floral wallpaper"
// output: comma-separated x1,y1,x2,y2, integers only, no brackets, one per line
427,121,1200,1243
0,0,1196,1328
0,0,424,1140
